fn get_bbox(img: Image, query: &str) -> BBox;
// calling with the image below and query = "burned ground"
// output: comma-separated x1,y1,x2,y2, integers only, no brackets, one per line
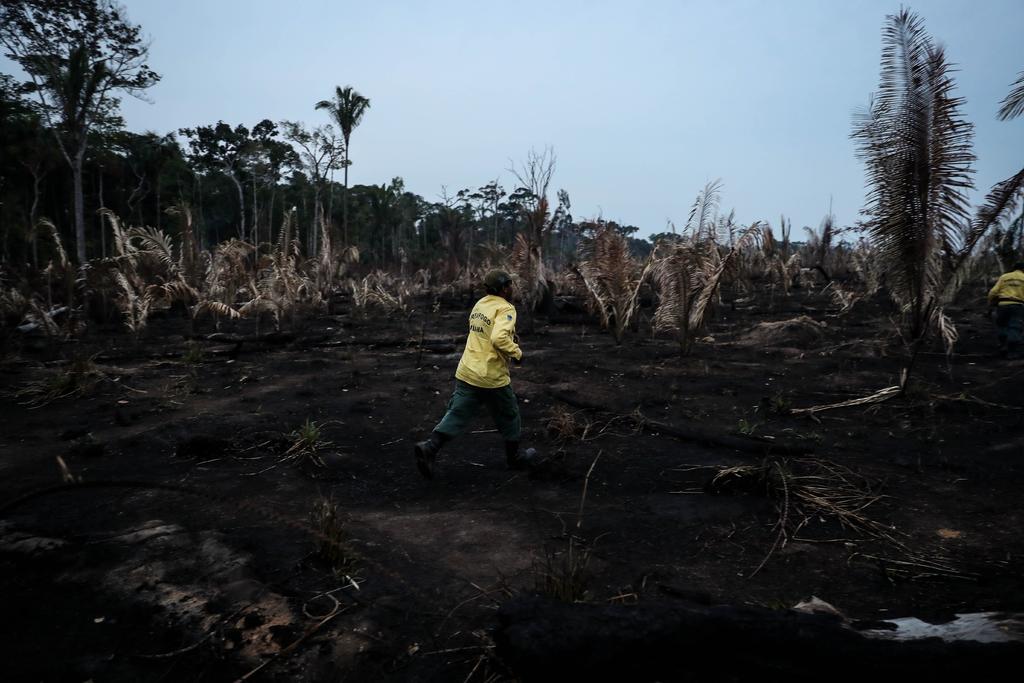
1,287,1022,681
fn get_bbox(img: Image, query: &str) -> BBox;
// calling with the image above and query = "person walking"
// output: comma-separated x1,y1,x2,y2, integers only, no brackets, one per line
414,270,532,479
988,261,1024,359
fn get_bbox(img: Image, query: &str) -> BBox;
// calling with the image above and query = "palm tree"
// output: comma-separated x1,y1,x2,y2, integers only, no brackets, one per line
316,86,371,248
853,9,981,384
997,70,1024,121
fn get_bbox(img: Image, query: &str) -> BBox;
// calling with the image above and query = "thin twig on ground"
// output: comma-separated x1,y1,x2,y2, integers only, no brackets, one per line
748,460,789,579
576,451,602,531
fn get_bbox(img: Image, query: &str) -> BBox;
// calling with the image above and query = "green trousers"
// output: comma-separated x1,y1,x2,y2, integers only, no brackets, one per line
996,304,1024,357
434,379,521,441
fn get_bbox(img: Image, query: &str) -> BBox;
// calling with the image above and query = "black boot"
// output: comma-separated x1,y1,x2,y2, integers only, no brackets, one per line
505,441,523,470
414,432,446,479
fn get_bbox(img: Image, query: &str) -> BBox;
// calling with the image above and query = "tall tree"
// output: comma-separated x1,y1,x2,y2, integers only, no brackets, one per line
473,179,506,245
247,120,295,247
1,0,159,265
180,121,268,242
113,131,180,226
0,74,58,266
316,85,370,247
280,121,343,255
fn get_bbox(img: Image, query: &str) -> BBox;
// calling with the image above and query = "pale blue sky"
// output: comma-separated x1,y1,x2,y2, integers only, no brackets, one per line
7,0,1024,238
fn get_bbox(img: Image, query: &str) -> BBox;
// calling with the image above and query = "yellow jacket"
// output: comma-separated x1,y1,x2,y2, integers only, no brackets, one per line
988,269,1024,306
455,295,523,388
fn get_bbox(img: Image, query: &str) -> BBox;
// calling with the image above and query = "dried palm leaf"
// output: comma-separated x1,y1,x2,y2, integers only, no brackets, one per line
688,224,760,333
576,227,650,344
790,385,901,415
130,226,178,273
113,270,152,335
511,231,549,313
37,218,69,269
99,209,136,260
26,300,60,336
956,167,1024,271
684,179,722,241
192,300,241,320
997,70,1024,121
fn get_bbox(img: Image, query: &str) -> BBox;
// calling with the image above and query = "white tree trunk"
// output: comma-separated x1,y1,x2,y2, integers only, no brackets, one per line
230,174,246,241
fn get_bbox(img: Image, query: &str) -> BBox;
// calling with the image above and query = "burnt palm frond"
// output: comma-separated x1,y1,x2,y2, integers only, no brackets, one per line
192,300,241,320
997,70,1024,121
688,224,761,334
147,280,197,305
926,44,976,265
958,166,1024,269
99,209,136,260
650,241,708,353
851,239,882,295
684,179,722,240
511,231,549,312
576,227,648,344
943,167,1024,299
716,208,737,245
817,213,834,266
852,8,975,346
37,218,69,270
759,224,776,257
113,270,152,336
166,204,199,283
130,226,178,273
651,224,761,354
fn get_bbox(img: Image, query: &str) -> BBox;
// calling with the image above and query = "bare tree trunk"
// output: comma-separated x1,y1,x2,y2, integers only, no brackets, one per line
342,148,349,247
229,173,246,241
267,187,276,243
72,147,87,265
195,174,207,250
28,164,42,269
0,177,6,264
300,195,307,253
251,173,258,248
312,186,322,256
327,168,335,246
155,173,161,230
97,166,105,257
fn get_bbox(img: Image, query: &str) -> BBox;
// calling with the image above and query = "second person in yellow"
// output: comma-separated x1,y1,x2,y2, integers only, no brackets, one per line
988,261,1024,359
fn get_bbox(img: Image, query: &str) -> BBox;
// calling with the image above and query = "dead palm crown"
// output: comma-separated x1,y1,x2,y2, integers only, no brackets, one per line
733,220,798,301
651,224,761,355
575,226,649,345
574,209,761,353
853,9,1024,377
99,209,197,337
241,208,322,331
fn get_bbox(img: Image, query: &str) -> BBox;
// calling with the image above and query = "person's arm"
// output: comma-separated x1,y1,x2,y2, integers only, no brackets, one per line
491,307,522,360
988,276,1004,306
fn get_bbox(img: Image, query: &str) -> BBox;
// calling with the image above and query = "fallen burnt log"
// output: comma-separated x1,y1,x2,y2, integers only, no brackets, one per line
311,337,458,353
188,331,295,345
90,332,299,363
549,389,812,456
493,596,1023,682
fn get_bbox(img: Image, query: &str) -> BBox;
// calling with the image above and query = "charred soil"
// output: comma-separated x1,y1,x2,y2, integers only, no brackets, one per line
1,287,1022,681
